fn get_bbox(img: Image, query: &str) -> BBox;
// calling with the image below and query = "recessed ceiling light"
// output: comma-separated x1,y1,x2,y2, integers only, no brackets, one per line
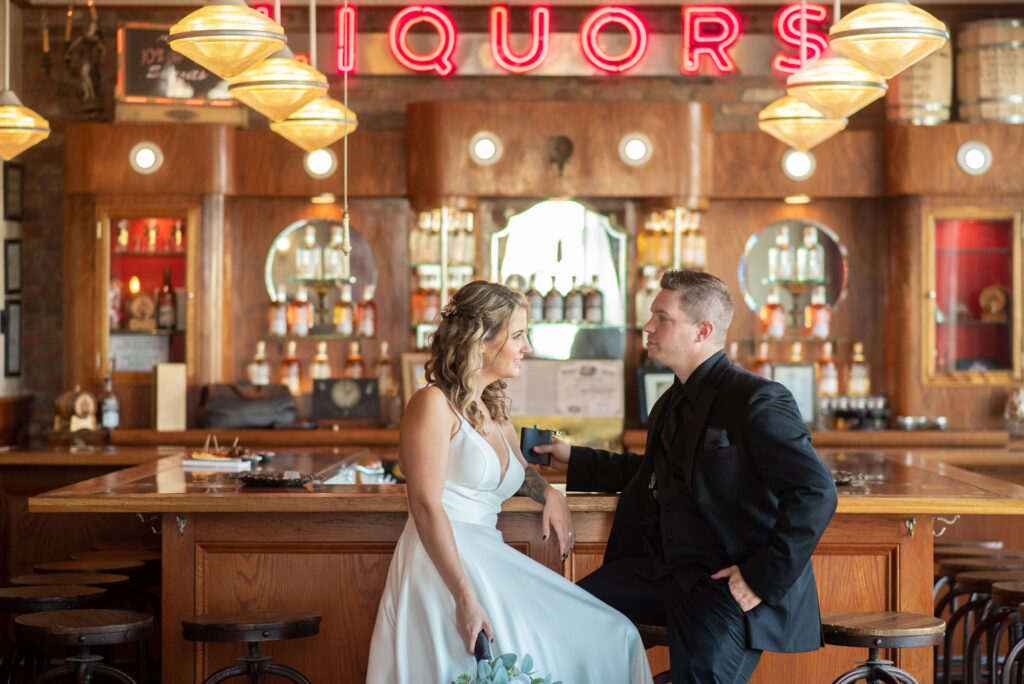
618,132,652,166
129,141,164,175
469,131,503,165
784,194,812,205
956,141,992,176
781,149,816,181
304,148,337,179
311,192,336,204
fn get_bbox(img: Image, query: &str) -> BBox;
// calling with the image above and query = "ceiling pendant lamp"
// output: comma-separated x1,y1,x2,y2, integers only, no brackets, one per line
786,49,888,119
0,0,49,161
169,0,286,80
229,46,328,122
758,96,847,152
270,96,358,152
830,1,949,79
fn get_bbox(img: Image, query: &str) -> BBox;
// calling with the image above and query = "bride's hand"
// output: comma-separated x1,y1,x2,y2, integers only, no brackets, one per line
542,487,574,561
455,591,494,655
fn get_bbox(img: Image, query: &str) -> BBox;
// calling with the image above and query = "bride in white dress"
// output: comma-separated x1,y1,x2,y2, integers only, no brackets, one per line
367,281,652,684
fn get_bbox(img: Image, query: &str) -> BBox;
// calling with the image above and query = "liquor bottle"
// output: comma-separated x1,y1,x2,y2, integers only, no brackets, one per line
656,213,673,266
422,275,440,324
848,341,871,397
310,341,332,380
776,226,793,280
287,285,312,336
268,285,288,336
728,340,742,369
804,285,831,339
564,276,584,322
758,286,786,340
247,341,271,386
306,225,322,279
638,213,654,265
157,267,177,330
356,284,378,338
146,219,158,253
692,213,707,269
333,283,355,335
803,226,825,282
410,211,429,264
752,341,772,379
525,274,544,323
817,341,840,398
100,367,119,430
322,225,346,279
448,210,465,265
115,219,129,253
427,209,442,262
789,341,804,363
375,341,397,396
543,276,564,322
343,340,365,378
681,221,697,267
462,211,476,264
584,275,604,324
173,220,184,252
280,340,302,395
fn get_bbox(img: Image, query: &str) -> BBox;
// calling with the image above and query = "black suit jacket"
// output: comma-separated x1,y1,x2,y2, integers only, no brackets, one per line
567,354,838,653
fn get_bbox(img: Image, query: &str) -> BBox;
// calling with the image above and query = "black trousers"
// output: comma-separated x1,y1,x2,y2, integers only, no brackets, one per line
578,557,762,684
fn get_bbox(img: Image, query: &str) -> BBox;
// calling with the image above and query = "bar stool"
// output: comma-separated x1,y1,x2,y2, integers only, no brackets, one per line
964,581,1024,684
999,604,1024,684
14,609,152,684
635,624,670,684
10,573,132,589
70,550,161,566
182,609,321,684
821,611,945,684
33,559,146,575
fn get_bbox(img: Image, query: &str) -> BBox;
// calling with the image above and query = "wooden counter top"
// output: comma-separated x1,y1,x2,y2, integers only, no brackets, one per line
0,445,182,467
27,449,1024,516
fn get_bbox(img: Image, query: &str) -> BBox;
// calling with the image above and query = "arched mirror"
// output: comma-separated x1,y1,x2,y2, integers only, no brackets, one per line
264,218,377,302
738,218,848,314
490,199,627,360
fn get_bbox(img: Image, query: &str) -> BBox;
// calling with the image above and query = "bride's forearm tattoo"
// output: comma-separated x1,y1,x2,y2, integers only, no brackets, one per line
517,467,549,503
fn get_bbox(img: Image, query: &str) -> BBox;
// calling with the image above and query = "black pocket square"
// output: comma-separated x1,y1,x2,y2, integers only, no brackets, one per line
703,427,731,450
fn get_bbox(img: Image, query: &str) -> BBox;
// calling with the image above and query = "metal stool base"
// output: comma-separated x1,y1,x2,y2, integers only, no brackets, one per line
201,642,311,684
832,647,920,684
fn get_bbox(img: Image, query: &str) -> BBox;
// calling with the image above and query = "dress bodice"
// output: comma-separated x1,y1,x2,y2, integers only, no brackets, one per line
441,415,525,526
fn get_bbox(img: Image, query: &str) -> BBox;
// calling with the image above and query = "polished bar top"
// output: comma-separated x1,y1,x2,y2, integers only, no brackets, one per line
26,449,1024,516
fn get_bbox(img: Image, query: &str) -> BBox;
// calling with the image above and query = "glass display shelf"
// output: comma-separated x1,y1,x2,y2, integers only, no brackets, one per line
111,251,186,258
109,329,176,336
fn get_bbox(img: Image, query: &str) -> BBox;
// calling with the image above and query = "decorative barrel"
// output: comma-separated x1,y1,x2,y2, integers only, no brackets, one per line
887,42,952,124
957,19,1024,123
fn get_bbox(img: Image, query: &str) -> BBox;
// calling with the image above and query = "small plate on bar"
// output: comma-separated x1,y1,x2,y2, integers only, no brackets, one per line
234,471,316,488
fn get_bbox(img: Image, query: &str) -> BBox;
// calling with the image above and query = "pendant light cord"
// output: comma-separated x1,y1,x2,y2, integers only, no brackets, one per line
341,0,350,256
4,0,10,91
799,0,806,67
833,0,841,24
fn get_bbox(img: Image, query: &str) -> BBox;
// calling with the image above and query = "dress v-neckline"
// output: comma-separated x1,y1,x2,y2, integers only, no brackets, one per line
461,418,512,488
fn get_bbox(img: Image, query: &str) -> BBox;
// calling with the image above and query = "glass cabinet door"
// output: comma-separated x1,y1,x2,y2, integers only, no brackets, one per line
924,208,1022,384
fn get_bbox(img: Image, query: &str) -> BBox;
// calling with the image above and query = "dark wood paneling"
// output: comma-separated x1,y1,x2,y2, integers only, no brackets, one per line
234,130,406,198
406,101,712,204
712,130,884,199
62,193,101,392
886,123,1024,196
65,123,235,196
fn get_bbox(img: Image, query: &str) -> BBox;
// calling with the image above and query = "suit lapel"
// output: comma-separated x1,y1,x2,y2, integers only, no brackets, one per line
682,386,716,488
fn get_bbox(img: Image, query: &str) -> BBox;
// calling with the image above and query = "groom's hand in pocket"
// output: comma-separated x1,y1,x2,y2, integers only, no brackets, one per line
532,437,570,472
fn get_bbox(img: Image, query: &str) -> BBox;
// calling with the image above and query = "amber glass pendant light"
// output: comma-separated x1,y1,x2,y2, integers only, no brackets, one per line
830,1,949,79
786,49,888,120
0,0,50,160
758,96,847,152
169,0,286,80
229,45,328,122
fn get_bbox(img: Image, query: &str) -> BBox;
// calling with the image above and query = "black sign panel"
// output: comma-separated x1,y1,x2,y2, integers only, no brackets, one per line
117,23,229,101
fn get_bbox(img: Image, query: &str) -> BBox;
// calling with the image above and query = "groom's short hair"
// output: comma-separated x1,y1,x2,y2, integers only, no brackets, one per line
660,269,733,347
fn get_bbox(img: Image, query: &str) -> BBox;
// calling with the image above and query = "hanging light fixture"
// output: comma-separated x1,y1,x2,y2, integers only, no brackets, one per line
0,0,50,160
786,48,888,119
229,45,328,122
169,0,286,80
830,1,949,79
758,96,847,152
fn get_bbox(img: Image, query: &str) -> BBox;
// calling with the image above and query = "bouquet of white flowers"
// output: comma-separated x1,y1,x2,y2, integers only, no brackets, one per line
452,652,561,684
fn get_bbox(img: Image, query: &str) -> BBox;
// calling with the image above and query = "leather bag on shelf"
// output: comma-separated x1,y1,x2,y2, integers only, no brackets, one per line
195,382,297,429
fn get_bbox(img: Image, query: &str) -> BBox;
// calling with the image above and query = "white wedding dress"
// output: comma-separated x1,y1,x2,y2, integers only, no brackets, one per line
366,412,653,683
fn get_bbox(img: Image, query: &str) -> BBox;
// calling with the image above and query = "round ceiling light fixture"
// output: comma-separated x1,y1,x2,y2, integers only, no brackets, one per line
781,149,817,181
469,131,503,165
618,132,652,166
304,148,337,179
956,140,992,176
129,141,164,175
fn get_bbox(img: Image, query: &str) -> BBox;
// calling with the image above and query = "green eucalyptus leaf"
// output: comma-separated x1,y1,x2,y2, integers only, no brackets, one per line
493,665,508,684
478,660,491,678
501,653,517,668
521,654,533,672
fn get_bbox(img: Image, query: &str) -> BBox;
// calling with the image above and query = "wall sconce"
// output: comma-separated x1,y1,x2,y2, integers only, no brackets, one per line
547,135,574,177
129,141,164,175
781,149,816,181
618,132,652,166
469,131,503,166
303,148,337,179
956,141,992,176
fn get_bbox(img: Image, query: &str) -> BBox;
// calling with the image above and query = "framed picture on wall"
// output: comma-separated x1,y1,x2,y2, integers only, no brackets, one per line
637,367,675,424
3,299,21,377
4,239,21,294
3,163,23,221
771,363,817,425
401,352,430,405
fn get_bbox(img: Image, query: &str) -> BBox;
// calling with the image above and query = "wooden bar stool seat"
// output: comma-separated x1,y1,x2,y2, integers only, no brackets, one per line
9,573,132,589
33,559,145,575
90,540,160,552
634,624,670,684
935,548,1024,564
182,609,321,684
821,611,945,684
70,550,161,565
0,585,106,614
14,609,152,684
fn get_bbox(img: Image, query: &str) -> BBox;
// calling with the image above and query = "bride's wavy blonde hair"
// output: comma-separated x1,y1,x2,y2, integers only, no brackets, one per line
425,280,527,434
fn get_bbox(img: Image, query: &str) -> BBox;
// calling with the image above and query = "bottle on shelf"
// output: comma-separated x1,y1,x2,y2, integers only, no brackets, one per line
157,267,177,330
448,210,465,265
268,285,288,336
584,275,604,324
656,211,673,266
375,341,397,396
789,341,804,363
427,209,442,262
248,341,271,386
173,220,184,253
525,274,544,323
115,219,129,253
752,341,772,379
146,219,158,253
848,341,871,397
801,226,825,282
638,213,654,265
422,274,440,325
287,285,312,336
804,285,831,339
323,225,347,280
564,276,584,322
310,341,332,381
680,218,697,267
356,284,378,337
343,340,365,378
728,340,742,369
280,340,302,395
100,364,119,430
758,286,786,340
768,226,793,281
692,213,707,269
333,283,355,336
543,276,564,322
462,211,476,264
817,341,840,398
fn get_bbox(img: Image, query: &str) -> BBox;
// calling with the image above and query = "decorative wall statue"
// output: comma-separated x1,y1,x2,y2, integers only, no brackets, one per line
42,6,106,118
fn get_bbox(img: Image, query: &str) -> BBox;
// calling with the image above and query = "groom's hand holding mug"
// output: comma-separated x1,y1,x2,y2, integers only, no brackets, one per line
531,437,570,471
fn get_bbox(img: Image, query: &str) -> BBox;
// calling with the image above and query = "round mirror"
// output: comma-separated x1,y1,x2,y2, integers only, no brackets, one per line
264,218,377,302
737,218,848,313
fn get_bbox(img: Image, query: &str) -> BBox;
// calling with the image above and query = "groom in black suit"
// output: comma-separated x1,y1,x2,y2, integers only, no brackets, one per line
535,269,837,684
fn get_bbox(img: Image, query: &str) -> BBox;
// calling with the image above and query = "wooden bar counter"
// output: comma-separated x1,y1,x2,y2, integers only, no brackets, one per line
26,448,1024,683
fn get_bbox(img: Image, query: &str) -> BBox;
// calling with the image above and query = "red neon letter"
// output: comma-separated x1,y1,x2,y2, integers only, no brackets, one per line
388,6,457,76
252,3,273,19
681,5,741,74
336,5,357,73
580,6,648,73
772,3,829,74
490,5,550,74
